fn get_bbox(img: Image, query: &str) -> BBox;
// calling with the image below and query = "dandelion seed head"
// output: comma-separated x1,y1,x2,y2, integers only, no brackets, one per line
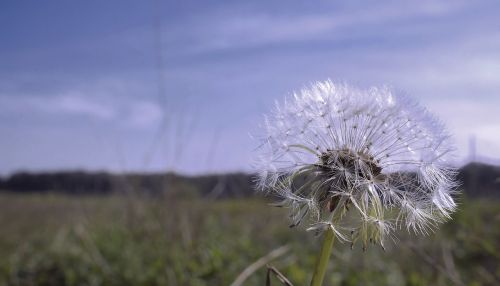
254,80,458,248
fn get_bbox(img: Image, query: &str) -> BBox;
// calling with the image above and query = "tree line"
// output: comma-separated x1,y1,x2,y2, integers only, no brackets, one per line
0,162,498,198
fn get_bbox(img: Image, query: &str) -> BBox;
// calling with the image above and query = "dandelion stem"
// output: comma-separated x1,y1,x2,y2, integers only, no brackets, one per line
310,225,336,286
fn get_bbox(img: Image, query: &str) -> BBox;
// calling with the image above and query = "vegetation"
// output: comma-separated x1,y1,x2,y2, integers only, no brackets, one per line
0,193,498,285
1,162,499,199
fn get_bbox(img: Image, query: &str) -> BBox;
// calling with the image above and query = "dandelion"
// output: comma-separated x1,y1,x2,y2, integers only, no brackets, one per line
255,80,458,286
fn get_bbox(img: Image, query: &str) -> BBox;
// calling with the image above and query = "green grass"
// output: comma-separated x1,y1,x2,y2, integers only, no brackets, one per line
0,193,498,285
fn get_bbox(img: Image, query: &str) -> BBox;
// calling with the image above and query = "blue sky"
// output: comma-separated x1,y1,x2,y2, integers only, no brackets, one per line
1,0,500,175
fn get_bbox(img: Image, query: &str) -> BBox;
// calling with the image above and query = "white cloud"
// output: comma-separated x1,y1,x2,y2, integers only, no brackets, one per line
0,93,117,120
126,101,163,128
0,90,165,128
51,94,116,119
428,98,500,162
167,1,470,56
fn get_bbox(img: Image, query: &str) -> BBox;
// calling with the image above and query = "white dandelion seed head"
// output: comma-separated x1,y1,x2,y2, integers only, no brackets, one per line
254,80,459,249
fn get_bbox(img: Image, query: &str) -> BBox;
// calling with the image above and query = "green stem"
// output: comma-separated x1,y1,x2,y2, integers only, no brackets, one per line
310,226,336,286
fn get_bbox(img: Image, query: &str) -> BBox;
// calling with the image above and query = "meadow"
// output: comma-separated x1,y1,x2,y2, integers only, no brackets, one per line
0,193,498,286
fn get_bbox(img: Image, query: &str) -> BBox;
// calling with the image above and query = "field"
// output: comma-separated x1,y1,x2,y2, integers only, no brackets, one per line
0,193,498,286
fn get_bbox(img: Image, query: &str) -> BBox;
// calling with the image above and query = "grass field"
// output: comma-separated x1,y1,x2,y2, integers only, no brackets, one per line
0,193,498,286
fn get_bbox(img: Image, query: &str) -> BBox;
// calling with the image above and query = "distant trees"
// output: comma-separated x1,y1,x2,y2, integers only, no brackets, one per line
0,163,498,198
0,171,256,198
458,162,500,198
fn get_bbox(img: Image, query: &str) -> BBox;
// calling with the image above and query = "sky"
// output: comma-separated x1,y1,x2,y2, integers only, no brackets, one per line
1,0,500,175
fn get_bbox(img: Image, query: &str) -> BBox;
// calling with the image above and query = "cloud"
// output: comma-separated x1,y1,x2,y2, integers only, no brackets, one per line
0,90,164,129
126,101,163,128
164,1,471,57
50,94,116,119
0,93,116,120
429,98,500,162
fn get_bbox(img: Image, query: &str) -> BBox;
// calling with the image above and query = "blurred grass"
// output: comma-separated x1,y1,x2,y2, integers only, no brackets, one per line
0,193,498,286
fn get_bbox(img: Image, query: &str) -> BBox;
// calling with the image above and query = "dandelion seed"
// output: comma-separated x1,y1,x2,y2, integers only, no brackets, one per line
255,80,458,248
